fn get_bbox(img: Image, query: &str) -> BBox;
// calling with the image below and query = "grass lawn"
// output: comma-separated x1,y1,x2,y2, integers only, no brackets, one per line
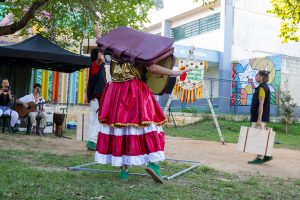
0,149,299,200
1,120,299,199
164,119,300,150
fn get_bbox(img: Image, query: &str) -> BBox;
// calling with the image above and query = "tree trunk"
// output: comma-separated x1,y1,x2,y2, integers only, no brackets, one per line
285,121,288,135
0,0,50,36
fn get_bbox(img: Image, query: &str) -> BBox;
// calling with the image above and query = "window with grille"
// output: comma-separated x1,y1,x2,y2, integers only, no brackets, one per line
171,13,220,41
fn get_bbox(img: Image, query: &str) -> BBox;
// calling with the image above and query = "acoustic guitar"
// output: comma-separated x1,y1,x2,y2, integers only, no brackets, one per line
16,101,50,118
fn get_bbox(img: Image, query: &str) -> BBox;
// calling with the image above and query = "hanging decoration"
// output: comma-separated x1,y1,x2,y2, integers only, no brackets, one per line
173,59,207,103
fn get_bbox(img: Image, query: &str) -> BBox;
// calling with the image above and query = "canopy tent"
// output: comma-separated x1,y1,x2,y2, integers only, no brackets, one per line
0,34,90,73
0,34,90,98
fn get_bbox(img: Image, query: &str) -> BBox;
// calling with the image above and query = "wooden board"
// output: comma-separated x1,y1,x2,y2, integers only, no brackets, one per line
238,126,275,156
76,114,89,141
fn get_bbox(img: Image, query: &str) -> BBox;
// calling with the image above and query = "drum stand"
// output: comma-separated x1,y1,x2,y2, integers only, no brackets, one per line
166,98,177,128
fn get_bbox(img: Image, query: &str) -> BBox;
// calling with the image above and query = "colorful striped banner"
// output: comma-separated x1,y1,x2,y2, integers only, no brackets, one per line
60,73,69,104
68,71,78,104
52,72,60,102
77,70,86,104
41,70,49,100
30,69,89,104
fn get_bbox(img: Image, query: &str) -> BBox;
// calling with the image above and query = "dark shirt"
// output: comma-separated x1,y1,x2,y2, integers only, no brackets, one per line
250,83,270,122
0,93,10,106
87,61,107,102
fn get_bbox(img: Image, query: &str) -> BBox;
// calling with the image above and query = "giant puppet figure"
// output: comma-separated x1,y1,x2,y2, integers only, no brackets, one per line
94,27,191,183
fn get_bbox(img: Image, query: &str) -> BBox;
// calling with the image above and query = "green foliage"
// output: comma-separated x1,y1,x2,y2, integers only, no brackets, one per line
182,106,197,113
193,0,218,6
268,0,300,43
279,89,297,134
152,0,164,10
0,0,154,48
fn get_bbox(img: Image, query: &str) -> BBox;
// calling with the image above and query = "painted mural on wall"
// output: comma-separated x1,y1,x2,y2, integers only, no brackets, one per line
231,55,281,106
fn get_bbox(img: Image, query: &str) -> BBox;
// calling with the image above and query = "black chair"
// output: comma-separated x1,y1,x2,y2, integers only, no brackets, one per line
0,114,11,133
0,98,16,133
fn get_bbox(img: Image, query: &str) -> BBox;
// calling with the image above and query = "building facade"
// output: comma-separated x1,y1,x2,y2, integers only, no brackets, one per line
145,0,300,115
1,1,299,114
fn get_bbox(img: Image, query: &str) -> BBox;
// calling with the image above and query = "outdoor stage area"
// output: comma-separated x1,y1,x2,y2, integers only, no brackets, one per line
0,121,299,199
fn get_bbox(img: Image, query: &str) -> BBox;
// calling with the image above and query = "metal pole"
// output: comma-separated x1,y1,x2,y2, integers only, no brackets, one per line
165,162,203,180
65,73,70,130
82,114,84,141
67,159,204,181
203,83,225,145
68,162,98,169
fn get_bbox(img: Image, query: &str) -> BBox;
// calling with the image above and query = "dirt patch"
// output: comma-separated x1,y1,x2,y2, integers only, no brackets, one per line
165,136,300,179
0,134,88,155
1,134,299,179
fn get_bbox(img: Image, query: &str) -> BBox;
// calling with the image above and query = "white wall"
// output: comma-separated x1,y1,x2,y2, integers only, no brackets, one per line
281,56,300,105
146,26,161,35
204,63,219,97
146,1,223,51
174,29,223,52
146,0,211,27
232,0,300,60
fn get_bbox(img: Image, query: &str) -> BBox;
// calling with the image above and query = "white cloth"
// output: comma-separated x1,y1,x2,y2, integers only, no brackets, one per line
0,108,19,127
95,151,165,167
19,93,46,112
88,98,100,144
94,123,165,166
99,123,164,136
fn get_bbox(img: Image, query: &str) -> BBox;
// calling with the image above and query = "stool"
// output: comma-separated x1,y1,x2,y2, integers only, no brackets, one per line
26,116,43,136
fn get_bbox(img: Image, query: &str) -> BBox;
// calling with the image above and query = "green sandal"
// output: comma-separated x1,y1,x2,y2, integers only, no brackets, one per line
145,163,164,184
119,168,129,181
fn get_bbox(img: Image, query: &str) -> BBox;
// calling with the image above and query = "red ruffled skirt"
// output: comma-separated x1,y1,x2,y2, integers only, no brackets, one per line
95,79,166,166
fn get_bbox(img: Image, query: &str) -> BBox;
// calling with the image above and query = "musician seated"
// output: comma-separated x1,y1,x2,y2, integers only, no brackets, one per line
0,78,19,131
16,83,47,135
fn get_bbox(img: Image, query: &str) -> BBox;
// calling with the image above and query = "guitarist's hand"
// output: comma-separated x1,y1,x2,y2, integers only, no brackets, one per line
23,103,29,109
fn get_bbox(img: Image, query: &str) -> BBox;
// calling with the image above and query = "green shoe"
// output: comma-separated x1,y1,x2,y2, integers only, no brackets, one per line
86,141,96,151
119,168,129,181
145,163,164,184
248,158,265,164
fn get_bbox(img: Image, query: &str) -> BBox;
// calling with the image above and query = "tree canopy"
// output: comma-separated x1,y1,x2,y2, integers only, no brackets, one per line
0,0,154,47
268,0,300,43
